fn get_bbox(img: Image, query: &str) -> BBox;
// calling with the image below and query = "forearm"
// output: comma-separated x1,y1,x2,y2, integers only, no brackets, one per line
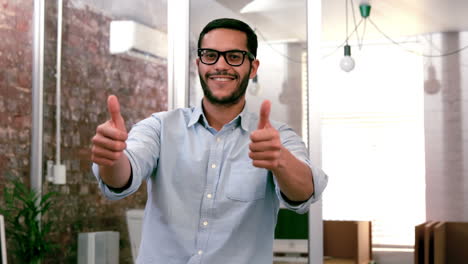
272,147,314,201
99,153,132,189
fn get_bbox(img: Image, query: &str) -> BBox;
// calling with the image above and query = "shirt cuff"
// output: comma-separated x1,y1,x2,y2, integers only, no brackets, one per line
275,163,328,214
92,155,141,200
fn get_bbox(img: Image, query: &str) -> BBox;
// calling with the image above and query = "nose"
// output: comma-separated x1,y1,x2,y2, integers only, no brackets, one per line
213,54,230,70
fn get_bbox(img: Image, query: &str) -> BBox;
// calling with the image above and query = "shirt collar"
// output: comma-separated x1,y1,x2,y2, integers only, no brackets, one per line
187,100,252,132
187,103,205,128
238,104,251,132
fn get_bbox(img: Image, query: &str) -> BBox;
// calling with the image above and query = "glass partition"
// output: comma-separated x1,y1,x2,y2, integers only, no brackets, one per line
39,0,167,262
189,0,310,262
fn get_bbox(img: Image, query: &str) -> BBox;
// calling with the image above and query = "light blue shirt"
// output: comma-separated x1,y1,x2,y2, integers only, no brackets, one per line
93,104,328,264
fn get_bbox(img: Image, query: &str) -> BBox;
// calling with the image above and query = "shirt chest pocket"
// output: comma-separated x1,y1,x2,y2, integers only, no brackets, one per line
226,161,269,202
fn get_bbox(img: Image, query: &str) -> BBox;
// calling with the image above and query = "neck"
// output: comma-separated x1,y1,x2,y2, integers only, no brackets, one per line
202,97,245,131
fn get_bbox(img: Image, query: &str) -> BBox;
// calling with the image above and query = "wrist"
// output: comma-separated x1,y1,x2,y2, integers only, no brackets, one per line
272,146,287,174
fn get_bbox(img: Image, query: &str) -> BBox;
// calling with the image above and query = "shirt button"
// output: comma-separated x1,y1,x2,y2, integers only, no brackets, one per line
203,221,208,226
216,137,221,142
211,164,216,169
207,193,212,199
198,250,203,255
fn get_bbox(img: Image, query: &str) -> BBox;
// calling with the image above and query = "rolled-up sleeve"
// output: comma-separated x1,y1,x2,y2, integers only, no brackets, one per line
274,162,328,214
273,124,329,214
92,158,142,200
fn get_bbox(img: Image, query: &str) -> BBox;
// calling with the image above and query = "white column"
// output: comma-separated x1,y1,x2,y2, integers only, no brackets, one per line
307,0,323,263
167,0,190,109
31,0,45,194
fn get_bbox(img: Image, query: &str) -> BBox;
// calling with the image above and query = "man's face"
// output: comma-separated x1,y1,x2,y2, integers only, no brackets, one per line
197,28,259,106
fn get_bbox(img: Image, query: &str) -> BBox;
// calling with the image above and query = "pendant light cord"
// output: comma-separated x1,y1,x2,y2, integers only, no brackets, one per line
345,0,349,45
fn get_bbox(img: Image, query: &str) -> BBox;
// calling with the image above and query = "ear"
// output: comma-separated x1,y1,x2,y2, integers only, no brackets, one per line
249,59,260,79
196,57,200,67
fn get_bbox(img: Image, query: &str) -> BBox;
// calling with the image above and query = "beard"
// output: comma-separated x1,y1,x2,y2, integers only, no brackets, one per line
199,69,251,106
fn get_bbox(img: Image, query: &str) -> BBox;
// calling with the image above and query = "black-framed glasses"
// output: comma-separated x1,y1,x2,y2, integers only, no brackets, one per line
198,48,255,67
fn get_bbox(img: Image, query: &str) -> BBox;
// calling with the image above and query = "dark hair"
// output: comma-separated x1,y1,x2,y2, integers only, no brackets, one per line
198,18,258,57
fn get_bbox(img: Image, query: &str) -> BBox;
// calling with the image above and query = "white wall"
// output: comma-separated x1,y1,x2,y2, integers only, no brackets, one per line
424,31,468,221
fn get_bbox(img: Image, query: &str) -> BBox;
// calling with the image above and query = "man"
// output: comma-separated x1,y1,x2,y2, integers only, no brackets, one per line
92,18,327,263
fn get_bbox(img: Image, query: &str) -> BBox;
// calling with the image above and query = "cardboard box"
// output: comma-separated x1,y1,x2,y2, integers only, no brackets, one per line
415,221,468,264
323,220,372,264
415,222,429,264
433,222,468,264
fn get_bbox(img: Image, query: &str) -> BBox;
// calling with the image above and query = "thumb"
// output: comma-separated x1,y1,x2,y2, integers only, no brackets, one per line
107,95,126,132
257,100,271,129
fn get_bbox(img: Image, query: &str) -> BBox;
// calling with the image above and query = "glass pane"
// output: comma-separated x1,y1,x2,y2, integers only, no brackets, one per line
189,0,309,261
40,0,167,262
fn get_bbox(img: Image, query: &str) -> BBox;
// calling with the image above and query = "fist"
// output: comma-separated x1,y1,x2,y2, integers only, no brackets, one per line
91,95,128,166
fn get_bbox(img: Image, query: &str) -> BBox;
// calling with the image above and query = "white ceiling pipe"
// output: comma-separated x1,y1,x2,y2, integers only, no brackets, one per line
53,0,66,185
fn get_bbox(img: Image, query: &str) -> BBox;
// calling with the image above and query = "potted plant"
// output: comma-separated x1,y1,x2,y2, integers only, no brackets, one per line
0,178,59,264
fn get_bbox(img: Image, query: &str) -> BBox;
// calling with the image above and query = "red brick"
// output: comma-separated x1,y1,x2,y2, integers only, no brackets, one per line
15,19,29,32
17,71,30,88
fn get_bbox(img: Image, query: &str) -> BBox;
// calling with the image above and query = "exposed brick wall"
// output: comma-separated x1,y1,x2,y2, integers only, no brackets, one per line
1,0,167,262
0,0,33,184
1,1,36,263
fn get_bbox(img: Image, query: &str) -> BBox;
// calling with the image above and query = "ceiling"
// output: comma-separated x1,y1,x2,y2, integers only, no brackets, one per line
197,0,468,43
80,0,468,45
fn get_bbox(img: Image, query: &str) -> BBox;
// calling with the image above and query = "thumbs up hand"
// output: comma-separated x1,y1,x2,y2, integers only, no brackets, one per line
91,95,128,167
249,100,284,172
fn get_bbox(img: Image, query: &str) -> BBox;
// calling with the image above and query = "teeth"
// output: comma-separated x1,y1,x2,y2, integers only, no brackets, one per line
212,77,233,81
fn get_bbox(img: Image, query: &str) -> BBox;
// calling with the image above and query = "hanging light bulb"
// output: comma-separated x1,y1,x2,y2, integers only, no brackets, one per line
340,0,355,72
424,65,441,95
340,44,355,72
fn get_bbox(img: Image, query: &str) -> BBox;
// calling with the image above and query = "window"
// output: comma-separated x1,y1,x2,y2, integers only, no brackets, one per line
320,40,426,247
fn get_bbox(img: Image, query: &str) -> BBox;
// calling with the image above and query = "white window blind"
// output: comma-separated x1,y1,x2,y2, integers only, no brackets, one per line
319,40,426,247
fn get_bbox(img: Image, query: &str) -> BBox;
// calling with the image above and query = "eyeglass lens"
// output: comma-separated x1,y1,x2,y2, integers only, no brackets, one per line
200,50,245,66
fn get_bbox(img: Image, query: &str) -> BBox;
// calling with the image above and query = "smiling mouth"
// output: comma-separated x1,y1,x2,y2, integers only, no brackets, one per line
210,76,236,81
207,73,237,81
